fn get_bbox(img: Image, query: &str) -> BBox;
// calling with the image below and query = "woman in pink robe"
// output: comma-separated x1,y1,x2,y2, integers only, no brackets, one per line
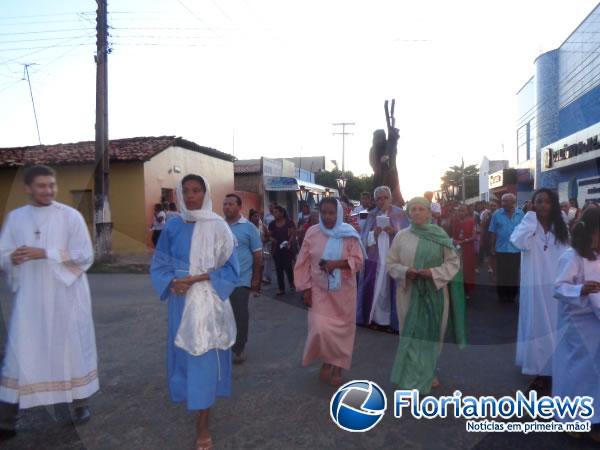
294,198,365,386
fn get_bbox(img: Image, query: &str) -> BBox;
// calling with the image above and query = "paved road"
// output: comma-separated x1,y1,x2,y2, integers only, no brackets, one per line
0,273,596,449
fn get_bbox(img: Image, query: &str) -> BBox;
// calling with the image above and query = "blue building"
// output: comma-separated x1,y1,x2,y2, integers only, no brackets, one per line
516,4,600,204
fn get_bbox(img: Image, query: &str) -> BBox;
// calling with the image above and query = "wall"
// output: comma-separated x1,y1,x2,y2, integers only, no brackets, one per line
109,163,147,253
0,167,22,224
479,157,490,200
234,191,260,217
559,84,600,138
143,146,234,240
0,163,147,254
234,173,262,193
535,49,561,189
558,6,600,112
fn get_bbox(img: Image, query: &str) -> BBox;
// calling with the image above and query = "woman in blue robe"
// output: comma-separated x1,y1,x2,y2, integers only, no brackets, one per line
151,174,239,450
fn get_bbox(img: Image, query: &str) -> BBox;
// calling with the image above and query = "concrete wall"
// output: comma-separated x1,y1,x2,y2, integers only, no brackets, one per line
234,191,260,217
143,146,234,241
234,173,262,193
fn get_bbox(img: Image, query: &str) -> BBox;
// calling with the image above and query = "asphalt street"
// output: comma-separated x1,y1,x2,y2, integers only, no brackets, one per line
0,272,596,450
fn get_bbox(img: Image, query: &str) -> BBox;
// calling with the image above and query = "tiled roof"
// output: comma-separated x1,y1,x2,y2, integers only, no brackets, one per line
0,136,235,168
234,159,261,174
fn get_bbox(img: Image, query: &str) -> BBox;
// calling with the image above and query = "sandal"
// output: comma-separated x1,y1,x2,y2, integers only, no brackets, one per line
330,368,344,387
196,437,213,450
330,375,344,387
527,376,551,395
319,364,332,383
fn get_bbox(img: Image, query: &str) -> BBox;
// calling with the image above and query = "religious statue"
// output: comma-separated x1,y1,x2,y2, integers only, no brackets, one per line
369,99,405,206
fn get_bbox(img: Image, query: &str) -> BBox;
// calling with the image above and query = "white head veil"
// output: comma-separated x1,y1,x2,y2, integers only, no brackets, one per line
176,174,222,223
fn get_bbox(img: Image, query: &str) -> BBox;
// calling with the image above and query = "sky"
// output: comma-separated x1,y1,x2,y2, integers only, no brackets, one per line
1,0,598,199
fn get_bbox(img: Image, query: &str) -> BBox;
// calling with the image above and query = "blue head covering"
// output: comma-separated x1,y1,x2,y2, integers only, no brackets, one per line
319,199,366,291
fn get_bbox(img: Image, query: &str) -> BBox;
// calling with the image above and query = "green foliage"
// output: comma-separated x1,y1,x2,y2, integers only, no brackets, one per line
440,164,479,199
315,170,375,200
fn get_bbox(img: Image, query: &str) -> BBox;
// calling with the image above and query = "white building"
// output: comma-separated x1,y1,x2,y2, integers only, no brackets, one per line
479,157,509,201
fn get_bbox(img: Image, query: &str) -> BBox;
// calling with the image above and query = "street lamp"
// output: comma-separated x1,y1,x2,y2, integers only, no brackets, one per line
448,184,459,201
336,177,347,194
296,185,309,203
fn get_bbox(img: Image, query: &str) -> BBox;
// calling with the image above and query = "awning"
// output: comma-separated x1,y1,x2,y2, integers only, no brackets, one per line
263,176,339,196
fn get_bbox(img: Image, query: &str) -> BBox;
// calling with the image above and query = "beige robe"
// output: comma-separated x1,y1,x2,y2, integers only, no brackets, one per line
386,228,460,340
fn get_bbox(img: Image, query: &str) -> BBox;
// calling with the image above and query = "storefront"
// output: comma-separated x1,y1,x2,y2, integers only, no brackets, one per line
541,122,600,205
264,176,339,220
488,168,533,207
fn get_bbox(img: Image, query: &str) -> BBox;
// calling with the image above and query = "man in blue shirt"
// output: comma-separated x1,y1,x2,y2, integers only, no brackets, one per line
223,194,263,363
489,193,524,303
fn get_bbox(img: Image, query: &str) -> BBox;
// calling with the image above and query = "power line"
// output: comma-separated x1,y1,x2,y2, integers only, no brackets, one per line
0,34,93,65
111,26,221,31
0,12,94,20
0,35,96,44
0,18,90,26
22,63,42,145
175,0,222,40
0,78,23,95
516,37,600,125
0,42,94,52
0,27,94,36
521,56,600,136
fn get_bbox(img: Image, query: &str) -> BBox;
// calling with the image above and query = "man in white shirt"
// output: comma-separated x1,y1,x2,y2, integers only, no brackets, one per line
151,203,166,247
0,165,99,439
263,201,277,227
353,192,374,232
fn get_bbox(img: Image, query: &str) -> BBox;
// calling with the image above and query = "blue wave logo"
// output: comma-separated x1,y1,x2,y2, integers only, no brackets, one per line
330,380,387,432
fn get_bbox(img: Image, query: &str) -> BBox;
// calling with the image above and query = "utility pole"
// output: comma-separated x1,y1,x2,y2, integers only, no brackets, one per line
94,0,112,260
332,122,355,175
23,64,41,145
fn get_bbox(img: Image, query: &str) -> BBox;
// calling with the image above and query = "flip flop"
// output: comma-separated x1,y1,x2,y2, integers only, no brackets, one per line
196,437,213,450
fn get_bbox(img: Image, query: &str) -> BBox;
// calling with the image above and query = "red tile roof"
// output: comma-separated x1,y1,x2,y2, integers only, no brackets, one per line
234,159,261,174
0,136,235,167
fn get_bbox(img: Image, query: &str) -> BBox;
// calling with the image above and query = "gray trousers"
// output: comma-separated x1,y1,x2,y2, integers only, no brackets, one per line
230,287,251,355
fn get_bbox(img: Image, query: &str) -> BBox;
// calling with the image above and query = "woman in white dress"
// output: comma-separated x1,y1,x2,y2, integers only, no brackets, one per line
510,188,569,395
554,207,600,442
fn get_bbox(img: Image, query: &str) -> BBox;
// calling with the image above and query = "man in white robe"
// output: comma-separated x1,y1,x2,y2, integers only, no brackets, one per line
0,165,98,439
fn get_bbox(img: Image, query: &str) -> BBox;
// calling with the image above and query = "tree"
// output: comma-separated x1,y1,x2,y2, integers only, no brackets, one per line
440,164,479,200
315,170,375,201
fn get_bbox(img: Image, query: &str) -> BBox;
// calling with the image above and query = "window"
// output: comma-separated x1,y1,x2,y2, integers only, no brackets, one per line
517,122,531,163
161,188,174,204
71,190,93,224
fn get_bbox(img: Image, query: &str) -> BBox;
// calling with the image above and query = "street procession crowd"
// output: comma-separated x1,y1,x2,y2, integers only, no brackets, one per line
0,165,598,448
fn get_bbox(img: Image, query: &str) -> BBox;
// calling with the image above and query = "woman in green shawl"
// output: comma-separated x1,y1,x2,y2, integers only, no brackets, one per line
386,197,466,393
